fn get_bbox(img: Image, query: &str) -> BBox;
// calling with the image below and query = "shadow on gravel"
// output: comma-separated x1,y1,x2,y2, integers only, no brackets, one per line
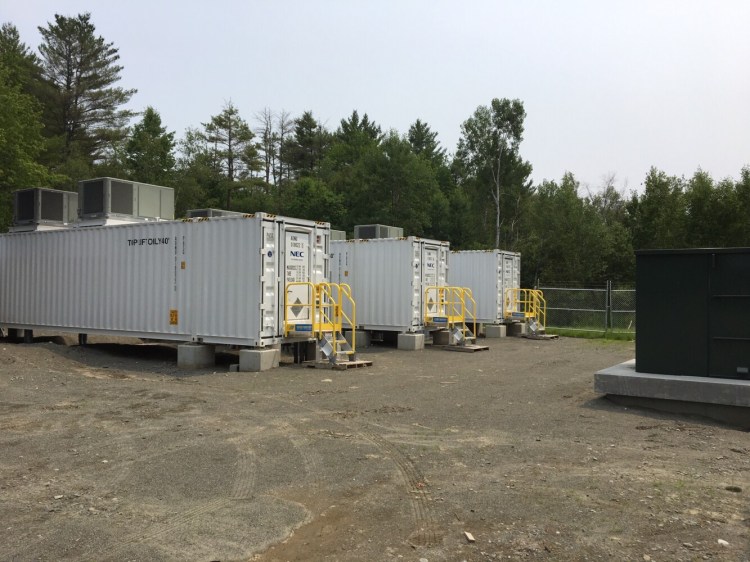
581,395,748,430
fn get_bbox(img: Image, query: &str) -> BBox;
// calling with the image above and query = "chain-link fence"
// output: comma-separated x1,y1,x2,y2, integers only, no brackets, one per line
539,282,635,335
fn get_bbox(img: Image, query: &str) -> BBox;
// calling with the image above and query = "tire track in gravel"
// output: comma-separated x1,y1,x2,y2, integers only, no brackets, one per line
86,427,259,561
356,428,440,546
261,393,442,547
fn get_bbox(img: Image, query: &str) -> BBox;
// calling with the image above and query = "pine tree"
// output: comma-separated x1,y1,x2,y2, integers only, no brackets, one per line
37,13,136,174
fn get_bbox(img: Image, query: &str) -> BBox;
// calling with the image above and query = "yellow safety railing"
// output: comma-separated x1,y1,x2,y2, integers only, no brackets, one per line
504,288,546,328
317,282,357,355
284,282,357,355
424,286,477,332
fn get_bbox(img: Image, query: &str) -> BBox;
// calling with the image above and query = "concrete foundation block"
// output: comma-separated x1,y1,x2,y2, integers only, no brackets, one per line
397,333,425,351
595,359,750,427
345,330,370,349
485,324,507,338
432,330,451,345
239,348,280,372
177,344,216,369
508,322,527,337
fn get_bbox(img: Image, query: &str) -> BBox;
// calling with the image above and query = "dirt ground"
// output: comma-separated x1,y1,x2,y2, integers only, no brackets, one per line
0,334,748,561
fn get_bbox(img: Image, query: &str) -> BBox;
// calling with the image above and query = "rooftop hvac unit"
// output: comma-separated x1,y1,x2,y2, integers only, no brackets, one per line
353,224,404,239
78,177,175,225
11,188,78,232
186,208,244,218
330,229,346,241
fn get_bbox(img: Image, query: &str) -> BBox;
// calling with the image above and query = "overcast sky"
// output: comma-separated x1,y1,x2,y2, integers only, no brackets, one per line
5,1,749,192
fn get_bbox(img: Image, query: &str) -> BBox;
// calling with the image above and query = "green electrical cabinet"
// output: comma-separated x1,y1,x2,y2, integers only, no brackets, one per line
636,248,750,379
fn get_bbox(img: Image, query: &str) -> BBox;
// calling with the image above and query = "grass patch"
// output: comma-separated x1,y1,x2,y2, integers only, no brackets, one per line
545,327,634,341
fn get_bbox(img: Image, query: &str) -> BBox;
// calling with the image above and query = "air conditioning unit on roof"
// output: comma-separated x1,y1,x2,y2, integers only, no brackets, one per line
185,208,245,218
11,188,78,232
78,177,174,226
353,224,403,239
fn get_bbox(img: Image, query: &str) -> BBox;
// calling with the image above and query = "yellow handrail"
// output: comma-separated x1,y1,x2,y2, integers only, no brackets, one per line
284,282,357,356
504,288,546,328
284,281,316,336
424,286,477,332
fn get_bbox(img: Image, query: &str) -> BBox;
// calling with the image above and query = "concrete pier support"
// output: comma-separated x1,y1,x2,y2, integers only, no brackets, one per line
239,348,280,372
397,333,425,351
177,343,215,369
485,324,507,338
508,322,527,337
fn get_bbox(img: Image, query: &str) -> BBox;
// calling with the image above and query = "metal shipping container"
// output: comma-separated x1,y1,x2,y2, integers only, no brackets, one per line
0,214,330,347
448,250,521,324
636,247,750,379
330,237,449,332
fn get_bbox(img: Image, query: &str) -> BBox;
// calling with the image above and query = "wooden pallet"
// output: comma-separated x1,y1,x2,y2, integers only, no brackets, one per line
442,344,490,353
522,333,559,340
306,359,374,370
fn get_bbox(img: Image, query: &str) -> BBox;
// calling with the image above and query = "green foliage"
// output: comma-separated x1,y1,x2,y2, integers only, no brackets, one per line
455,98,533,248
408,119,446,166
37,13,136,179
0,65,62,231
287,111,331,178
2,13,749,287
125,107,176,185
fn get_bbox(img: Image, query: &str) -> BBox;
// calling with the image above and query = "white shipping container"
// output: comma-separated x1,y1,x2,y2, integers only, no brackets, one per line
448,250,521,324
0,214,330,346
330,237,449,332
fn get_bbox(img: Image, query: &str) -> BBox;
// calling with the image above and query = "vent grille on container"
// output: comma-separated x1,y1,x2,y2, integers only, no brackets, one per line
188,209,210,218
15,190,35,223
82,180,105,215
356,225,377,239
111,180,134,215
40,190,64,222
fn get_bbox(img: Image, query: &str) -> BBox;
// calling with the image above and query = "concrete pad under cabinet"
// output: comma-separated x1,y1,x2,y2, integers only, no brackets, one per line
595,359,750,427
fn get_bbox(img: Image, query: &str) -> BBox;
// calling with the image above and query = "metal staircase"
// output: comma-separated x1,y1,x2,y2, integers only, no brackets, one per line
284,282,367,367
505,288,548,336
318,330,355,364
425,286,485,350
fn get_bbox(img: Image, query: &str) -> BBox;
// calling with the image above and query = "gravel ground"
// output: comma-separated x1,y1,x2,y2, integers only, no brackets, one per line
0,334,748,561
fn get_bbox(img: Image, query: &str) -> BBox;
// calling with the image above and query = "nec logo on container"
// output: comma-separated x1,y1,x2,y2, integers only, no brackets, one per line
290,251,305,258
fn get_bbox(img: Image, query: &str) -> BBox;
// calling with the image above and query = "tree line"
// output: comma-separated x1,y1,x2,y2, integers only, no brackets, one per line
1,13,749,287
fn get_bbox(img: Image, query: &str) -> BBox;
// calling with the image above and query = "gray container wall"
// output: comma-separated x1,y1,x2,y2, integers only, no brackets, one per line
449,250,521,323
0,214,330,346
636,248,750,379
330,237,449,332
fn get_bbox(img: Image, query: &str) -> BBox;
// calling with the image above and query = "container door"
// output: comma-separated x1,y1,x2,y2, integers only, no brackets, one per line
708,252,750,378
260,221,278,338
497,253,505,319
502,254,516,316
282,227,314,329
423,244,441,319
411,242,422,326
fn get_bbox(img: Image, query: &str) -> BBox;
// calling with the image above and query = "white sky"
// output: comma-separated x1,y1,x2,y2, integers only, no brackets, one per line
5,1,750,192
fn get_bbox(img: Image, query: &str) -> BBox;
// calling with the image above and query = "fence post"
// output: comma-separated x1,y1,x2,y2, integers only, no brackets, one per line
606,280,612,335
